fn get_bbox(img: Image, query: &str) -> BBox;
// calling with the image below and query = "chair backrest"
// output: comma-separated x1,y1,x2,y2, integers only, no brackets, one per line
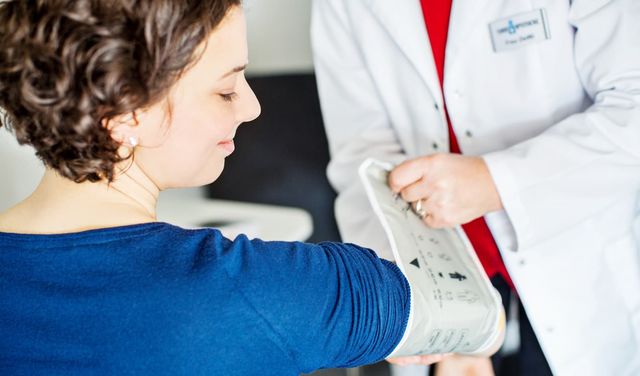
0,127,44,212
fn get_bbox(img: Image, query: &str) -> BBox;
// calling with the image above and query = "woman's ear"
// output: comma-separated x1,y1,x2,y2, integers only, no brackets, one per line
103,112,141,147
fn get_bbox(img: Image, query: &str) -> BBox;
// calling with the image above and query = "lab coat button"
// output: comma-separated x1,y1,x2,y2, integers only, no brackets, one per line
546,327,555,334
432,142,439,150
465,130,473,138
434,103,440,110
518,259,526,266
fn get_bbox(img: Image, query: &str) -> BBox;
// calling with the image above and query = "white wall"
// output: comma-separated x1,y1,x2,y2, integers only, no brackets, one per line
0,1,314,210
244,0,314,76
0,126,44,212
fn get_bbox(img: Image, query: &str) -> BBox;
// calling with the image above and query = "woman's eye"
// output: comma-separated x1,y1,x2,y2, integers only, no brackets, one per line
220,93,238,102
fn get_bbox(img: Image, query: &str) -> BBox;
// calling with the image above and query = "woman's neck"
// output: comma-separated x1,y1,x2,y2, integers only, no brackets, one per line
0,162,161,234
106,161,160,219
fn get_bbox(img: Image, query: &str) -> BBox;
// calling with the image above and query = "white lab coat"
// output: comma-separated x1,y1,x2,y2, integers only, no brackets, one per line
311,0,640,375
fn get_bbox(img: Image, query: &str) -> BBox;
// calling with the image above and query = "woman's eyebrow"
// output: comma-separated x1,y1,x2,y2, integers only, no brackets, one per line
220,64,248,79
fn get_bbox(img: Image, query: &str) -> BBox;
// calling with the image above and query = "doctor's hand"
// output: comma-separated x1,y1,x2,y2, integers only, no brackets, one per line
433,355,495,376
386,353,450,366
388,154,502,228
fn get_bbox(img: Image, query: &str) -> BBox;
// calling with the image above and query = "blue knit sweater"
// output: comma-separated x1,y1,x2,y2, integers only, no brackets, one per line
0,222,410,375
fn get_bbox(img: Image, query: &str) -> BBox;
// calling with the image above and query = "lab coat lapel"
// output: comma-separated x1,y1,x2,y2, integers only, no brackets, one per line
367,0,443,106
445,0,490,73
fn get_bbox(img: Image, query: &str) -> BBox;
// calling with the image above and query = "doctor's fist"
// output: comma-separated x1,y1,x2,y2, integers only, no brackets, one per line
388,154,502,228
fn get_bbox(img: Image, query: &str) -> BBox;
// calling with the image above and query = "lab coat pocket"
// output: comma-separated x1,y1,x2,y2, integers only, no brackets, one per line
603,233,640,328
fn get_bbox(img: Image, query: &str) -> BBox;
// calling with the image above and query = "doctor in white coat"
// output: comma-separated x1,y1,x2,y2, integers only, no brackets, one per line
311,0,640,375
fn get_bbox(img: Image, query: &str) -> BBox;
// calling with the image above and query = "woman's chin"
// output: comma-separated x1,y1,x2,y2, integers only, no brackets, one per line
160,164,224,190
196,163,225,187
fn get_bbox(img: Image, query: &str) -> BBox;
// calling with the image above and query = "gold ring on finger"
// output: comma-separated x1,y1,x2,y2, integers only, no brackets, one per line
412,199,428,219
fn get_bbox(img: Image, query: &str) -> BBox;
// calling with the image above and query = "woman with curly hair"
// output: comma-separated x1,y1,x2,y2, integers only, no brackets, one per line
0,1,455,374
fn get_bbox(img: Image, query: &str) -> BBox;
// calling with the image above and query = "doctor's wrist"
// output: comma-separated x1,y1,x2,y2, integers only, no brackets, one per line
475,157,504,214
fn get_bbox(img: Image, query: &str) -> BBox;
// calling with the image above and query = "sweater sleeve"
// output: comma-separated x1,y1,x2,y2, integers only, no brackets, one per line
221,235,411,373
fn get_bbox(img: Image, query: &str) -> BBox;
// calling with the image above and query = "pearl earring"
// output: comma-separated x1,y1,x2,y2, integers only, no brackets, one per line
129,136,139,148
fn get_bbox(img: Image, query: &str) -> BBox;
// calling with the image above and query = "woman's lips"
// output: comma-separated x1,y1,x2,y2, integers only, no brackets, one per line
217,139,235,154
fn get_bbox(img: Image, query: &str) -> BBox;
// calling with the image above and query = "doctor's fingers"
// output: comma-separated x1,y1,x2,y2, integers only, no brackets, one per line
387,354,449,366
398,177,434,203
422,212,451,229
388,157,434,193
419,197,454,229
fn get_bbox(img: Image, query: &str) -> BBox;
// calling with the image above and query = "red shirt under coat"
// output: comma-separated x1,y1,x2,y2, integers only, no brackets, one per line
420,0,515,289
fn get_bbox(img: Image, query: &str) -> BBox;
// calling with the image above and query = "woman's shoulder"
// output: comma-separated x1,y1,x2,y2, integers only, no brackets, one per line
0,221,226,261
0,201,33,234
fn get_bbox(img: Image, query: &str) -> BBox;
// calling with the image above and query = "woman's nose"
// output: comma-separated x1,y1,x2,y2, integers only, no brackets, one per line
238,80,261,123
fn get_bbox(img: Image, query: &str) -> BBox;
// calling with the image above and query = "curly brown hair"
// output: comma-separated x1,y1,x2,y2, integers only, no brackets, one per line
0,0,241,182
